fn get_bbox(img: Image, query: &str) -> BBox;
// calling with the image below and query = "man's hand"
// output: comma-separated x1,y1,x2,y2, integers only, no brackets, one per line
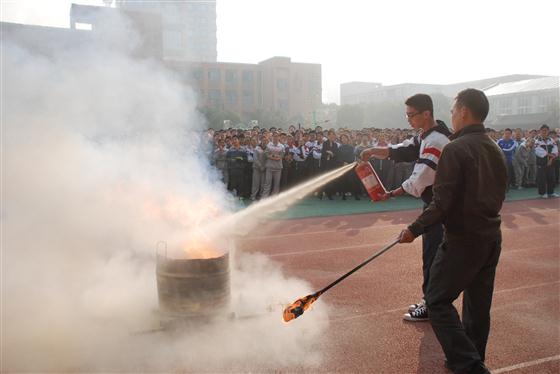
398,228,416,243
360,147,389,161
379,191,391,201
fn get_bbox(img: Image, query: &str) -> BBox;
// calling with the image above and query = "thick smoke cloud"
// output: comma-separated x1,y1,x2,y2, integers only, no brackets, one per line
1,19,328,372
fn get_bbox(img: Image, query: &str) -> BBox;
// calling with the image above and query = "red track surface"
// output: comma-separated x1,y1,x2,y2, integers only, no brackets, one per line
239,199,560,373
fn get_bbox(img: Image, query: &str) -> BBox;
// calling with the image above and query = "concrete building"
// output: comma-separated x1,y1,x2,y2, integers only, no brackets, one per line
4,3,322,125
166,57,322,122
340,75,547,105
258,57,322,122
484,76,559,129
115,0,217,62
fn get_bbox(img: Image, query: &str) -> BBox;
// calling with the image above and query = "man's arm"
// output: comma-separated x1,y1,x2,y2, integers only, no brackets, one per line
389,137,421,163
360,137,420,162
401,134,448,198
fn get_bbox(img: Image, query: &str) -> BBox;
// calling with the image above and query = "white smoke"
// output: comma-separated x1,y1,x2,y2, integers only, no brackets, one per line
1,18,328,372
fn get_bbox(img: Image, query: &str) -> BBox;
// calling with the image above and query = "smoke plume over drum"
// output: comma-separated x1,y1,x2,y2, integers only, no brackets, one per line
1,17,328,372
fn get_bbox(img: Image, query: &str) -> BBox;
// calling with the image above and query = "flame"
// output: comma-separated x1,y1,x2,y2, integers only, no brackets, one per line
140,191,228,259
282,292,321,322
143,193,222,228
181,234,223,259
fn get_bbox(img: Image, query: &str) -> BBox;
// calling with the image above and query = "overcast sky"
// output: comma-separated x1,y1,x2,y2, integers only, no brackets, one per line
2,0,559,103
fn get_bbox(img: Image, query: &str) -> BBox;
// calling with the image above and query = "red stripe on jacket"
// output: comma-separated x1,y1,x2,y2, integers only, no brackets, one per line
422,146,442,158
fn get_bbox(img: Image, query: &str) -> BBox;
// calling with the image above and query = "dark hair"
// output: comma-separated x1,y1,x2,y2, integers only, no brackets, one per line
455,88,489,122
405,94,433,116
540,124,550,130
504,128,512,133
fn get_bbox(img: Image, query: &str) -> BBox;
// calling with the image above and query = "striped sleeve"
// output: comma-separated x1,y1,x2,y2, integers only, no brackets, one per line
402,132,449,198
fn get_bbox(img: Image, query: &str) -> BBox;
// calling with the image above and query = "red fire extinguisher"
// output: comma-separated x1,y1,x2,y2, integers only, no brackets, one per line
355,161,388,201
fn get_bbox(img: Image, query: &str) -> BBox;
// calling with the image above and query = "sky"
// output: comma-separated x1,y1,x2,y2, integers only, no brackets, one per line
2,0,559,103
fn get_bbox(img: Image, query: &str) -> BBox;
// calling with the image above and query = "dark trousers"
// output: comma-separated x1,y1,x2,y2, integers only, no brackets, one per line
506,160,515,189
421,220,444,296
426,233,501,373
536,163,555,195
228,172,244,196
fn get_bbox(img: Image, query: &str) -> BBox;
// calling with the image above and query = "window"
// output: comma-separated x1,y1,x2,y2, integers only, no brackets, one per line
517,96,531,114
498,97,513,115
242,90,254,106
208,89,222,107
537,95,554,113
277,78,288,91
278,100,289,111
208,69,221,83
192,68,203,81
225,70,237,84
225,90,238,105
242,70,254,85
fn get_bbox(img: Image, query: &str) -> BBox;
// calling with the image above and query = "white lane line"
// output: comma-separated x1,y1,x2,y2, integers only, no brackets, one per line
330,281,559,323
268,242,380,257
267,240,557,258
494,280,559,295
491,355,560,373
242,221,558,241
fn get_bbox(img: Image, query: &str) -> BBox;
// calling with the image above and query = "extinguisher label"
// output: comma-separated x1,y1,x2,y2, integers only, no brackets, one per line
362,174,379,190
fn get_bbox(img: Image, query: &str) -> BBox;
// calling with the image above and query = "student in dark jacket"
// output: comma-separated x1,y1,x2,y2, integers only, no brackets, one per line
399,89,507,374
319,130,339,199
226,136,248,197
534,124,559,198
337,133,360,200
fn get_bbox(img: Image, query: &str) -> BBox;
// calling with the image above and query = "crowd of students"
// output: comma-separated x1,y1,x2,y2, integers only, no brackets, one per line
495,124,559,198
209,123,560,201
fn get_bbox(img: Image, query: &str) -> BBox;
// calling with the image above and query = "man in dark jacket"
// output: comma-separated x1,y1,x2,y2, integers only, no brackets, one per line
226,136,248,198
399,89,507,374
320,130,339,199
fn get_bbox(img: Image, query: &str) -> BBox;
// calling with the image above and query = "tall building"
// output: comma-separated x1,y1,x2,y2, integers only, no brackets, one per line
166,57,322,123
115,0,217,62
4,3,322,125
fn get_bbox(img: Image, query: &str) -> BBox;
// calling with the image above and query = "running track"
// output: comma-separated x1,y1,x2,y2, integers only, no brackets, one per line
239,198,560,373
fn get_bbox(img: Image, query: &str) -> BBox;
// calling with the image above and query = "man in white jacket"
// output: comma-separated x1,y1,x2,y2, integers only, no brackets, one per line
361,94,451,322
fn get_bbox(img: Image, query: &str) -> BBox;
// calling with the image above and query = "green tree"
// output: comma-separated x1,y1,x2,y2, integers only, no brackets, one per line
336,105,364,129
199,107,241,129
249,109,287,129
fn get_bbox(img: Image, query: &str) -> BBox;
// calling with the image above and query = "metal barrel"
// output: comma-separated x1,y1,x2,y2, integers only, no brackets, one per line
156,252,230,318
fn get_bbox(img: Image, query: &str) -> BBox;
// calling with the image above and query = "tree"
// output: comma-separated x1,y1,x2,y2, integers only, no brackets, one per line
249,109,287,129
336,105,364,129
199,107,241,129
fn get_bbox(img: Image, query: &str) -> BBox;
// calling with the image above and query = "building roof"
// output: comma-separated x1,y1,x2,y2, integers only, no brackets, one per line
492,112,554,129
484,76,559,96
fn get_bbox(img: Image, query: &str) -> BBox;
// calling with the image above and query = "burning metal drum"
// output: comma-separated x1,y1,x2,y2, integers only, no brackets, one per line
156,250,230,320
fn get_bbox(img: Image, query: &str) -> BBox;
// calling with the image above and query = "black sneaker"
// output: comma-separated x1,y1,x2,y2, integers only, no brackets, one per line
408,299,425,313
403,305,429,321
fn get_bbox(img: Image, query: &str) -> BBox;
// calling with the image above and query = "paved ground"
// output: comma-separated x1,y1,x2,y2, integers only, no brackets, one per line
238,198,560,373
259,187,544,220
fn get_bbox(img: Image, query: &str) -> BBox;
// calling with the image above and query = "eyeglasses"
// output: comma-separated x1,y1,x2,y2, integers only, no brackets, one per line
405,111,422,119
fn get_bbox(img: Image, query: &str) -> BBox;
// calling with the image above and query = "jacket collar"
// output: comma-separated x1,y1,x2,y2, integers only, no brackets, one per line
421,120,452,139
449,123,485,140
